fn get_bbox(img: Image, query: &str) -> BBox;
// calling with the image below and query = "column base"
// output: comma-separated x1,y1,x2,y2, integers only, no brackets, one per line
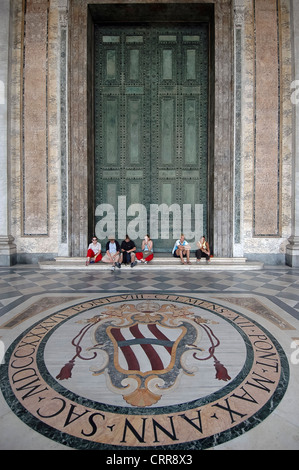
286,236,299,267
0,236,17,266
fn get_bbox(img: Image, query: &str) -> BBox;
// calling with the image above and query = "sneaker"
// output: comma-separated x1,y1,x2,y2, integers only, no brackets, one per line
116,262,121,268
111,265,115,271
131,261,137,268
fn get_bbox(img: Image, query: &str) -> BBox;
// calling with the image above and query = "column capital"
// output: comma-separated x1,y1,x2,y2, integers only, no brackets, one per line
233,0,246,27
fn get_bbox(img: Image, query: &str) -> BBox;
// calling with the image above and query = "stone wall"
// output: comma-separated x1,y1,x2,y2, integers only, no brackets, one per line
241,0,293,263
9,0,62,262
1,0,295,264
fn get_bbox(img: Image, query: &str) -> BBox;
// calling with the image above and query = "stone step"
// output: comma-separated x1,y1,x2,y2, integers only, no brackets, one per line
39,256,264,271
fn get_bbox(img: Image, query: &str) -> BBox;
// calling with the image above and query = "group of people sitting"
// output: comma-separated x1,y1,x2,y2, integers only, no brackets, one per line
172,234,210,265
86,234,210,269
86,234,153,269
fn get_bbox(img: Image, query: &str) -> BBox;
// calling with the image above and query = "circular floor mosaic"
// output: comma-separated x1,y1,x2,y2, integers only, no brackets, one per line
0,294,289,450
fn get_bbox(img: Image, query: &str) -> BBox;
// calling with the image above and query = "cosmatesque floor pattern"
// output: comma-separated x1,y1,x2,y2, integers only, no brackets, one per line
0,264,298,452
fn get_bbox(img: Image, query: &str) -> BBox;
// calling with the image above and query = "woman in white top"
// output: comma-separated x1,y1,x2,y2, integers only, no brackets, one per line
86,237,102,265
136,235,154,263
196,236,210,262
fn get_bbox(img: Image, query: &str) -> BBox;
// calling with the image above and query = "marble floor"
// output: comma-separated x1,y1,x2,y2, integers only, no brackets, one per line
0,264,298,452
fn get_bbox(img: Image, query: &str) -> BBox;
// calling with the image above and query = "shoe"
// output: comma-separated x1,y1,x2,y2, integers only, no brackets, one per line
131,261,137,268
117,262,121,268
111,265,115,271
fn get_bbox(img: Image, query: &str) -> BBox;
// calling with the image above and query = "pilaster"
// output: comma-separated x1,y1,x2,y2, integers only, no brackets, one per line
0,0,16,265
213,0,234,257
57,0,69,256
286,0,299,266
233,0,245,256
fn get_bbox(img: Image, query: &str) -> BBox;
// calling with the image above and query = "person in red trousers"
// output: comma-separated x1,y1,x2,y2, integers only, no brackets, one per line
86,237,102,265
136,235,154,264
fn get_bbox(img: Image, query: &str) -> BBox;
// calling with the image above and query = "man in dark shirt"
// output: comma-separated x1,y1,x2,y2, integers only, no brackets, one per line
120,235,137,267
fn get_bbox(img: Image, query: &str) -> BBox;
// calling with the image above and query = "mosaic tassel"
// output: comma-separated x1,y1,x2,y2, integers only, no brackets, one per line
214,358,231,382
56,359,75,380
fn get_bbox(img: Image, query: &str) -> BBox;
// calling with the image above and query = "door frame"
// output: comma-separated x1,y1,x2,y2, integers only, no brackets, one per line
68,1,233,257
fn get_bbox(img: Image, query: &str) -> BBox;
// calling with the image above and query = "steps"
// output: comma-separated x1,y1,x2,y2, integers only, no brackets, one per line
39,256,264,271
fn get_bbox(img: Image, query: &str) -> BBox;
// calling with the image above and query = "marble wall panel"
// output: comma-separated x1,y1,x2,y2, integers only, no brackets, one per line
254,0,280,236
241,0,292,260
7,0,63,261
22,0,49,235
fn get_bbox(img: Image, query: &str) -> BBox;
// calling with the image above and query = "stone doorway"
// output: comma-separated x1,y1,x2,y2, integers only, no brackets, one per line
68,1,233,257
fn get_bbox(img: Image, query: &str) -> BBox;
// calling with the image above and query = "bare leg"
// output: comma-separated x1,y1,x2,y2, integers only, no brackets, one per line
176,248,185,264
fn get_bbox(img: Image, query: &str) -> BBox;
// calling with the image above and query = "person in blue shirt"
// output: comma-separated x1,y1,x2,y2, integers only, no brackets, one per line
172,234,191,264
102,235,121,270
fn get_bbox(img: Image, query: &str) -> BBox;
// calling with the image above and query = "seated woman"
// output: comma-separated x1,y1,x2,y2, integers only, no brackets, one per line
86,237,102,266
136,235,154,264
196,236,210,262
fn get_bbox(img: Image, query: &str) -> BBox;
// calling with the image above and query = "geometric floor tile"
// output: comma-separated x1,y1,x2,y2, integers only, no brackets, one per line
0,293,289,450
0,265,299,451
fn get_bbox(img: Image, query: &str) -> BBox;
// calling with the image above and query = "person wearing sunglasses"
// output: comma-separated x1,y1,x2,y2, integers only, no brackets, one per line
86,236,102,266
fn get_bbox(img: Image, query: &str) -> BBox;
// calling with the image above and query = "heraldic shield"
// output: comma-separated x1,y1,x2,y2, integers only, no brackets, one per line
56,301,230,407
107,322,186,375
106,320,187,406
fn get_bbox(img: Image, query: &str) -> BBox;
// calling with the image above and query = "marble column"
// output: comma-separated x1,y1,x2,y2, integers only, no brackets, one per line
0,0,16,266
233,0,245,256
286,0,299,266
68,0,89,256
57,0,69,256
213,0,234,257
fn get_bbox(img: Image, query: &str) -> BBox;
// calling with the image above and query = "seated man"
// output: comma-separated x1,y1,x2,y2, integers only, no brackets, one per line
172,234,191,264
101,235,121,270
119,235,137,267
